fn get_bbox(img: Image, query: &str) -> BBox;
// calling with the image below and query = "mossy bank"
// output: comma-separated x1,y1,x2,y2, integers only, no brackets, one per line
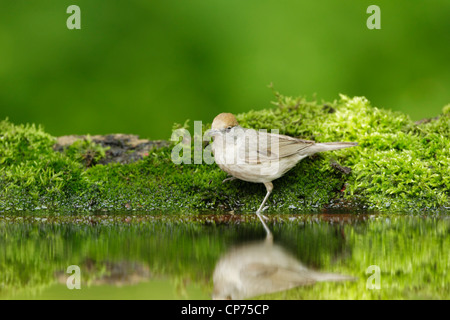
1,93,449,214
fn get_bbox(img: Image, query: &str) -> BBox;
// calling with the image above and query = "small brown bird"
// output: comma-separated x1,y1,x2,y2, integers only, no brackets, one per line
212,234,356,300
208,113,357,227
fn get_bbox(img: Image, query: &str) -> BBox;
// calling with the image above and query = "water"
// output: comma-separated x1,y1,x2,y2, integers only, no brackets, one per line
0,213,449,299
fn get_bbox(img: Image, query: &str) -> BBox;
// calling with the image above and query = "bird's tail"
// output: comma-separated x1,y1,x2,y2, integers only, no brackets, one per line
305,141,357,155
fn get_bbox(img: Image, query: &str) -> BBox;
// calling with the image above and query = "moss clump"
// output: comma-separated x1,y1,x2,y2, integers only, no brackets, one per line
0,92,449,213
0,120,90,208
63,136,109,168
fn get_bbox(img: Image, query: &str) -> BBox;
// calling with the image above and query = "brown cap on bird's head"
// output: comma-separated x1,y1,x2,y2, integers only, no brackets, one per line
211,113,239,130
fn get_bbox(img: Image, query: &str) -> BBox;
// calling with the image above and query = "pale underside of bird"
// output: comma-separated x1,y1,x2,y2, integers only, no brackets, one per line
212,235,356,300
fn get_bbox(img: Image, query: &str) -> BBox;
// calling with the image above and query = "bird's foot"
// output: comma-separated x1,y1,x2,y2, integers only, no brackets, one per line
222,176,236,183
256,207,269,216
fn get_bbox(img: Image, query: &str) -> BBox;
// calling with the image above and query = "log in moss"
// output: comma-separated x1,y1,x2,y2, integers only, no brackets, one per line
0,93,449,213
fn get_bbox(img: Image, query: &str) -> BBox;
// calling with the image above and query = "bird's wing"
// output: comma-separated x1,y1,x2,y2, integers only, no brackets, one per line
274,133,315,158
240,130,315,164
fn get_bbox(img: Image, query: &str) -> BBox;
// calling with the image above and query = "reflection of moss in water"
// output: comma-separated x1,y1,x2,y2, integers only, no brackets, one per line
1,215,449,299
1,93,449,213
258,216,450,299
0,217,229,298
0,215,347,298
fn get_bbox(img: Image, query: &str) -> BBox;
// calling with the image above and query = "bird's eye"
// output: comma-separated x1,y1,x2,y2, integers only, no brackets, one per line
226,126,232,131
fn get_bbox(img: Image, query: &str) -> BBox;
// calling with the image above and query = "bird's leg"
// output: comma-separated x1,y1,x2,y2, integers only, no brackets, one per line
256,182,273,213
256,182,273,240
264,231,273,245
222,176,236,183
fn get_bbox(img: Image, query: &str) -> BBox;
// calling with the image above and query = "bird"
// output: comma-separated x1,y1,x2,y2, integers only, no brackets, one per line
212,232,356,300
208,112,357,231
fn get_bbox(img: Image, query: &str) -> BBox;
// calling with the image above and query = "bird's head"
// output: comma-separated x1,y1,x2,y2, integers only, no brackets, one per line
208,113,239,137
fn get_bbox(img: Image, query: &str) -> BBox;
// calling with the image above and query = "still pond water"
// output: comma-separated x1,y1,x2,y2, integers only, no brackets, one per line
1,212,449,299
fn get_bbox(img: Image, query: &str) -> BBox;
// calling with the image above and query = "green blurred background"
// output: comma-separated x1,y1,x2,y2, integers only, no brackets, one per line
0,0,449,140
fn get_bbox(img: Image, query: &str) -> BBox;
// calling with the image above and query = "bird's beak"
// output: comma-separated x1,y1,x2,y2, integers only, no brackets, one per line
206,129,221,137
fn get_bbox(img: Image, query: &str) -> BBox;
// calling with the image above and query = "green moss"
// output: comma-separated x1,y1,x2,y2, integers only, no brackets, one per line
0,120,89,209
0,92,449,213
63,136,110,168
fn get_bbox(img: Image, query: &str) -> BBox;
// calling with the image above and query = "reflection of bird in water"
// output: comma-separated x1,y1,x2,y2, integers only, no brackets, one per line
212,228,356,300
